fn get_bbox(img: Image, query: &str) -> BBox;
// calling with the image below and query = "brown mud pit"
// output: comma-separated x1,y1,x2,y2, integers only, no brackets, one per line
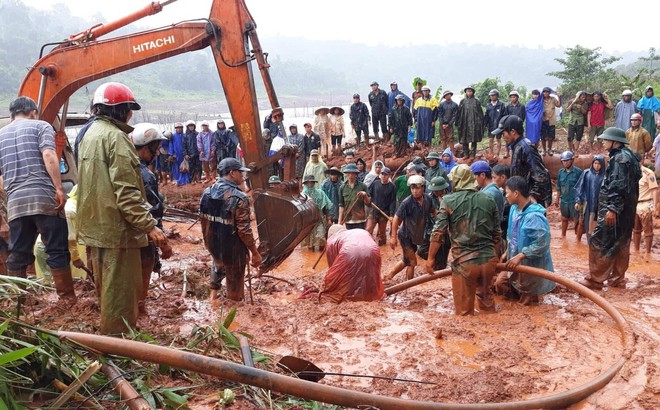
16,146,660,409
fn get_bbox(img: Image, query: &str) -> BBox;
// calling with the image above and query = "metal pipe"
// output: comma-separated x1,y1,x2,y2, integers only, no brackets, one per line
385,269,452,295
100,362,152,410
59,260,631,410
68,1,175,43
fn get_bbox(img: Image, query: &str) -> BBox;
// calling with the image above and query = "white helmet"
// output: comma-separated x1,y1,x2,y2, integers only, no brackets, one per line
407,174,426,187
130,123,168,147
185,120,196,127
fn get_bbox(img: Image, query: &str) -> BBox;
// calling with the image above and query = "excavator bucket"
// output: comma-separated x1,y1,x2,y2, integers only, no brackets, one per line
253,188,321,273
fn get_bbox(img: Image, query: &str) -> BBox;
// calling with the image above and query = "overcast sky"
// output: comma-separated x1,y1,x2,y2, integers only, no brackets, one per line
21,0,660,53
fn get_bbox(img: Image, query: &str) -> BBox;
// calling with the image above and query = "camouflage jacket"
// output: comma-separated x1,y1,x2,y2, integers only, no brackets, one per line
431,190,501,267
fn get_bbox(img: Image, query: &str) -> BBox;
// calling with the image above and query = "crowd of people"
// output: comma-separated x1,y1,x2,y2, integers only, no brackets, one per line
0,78,658,336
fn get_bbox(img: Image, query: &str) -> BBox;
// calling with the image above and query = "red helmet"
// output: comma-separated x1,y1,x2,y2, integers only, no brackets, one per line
92,82,141,110
630,113,642,121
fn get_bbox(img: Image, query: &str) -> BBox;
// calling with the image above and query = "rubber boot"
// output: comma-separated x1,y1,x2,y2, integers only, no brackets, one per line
561,218,568,237
548,140,554,156
50,266,77,302
632,232,641,253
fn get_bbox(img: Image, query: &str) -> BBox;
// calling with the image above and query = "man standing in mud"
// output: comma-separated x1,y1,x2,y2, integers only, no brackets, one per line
78,83,168,335
368,81,389,140
201,158,262,301
388,94,413,158
426,165,501,315
582,127,641,290
0,97,74,304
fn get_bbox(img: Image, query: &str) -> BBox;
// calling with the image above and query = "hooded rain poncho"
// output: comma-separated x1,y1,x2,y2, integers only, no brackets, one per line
574,156,606,216
363,160,384,188
507,202,556,295
440,147,457,174
637,92,660,137
525,92,544,144
301,184,333,248
456,96,485,144
320,228,384,303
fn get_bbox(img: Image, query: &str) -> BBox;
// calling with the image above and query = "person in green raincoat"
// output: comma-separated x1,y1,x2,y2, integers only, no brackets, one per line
77,82,169,335
301,174,333,251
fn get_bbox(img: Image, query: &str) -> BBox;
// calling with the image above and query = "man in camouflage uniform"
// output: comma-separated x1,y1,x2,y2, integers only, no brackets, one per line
426,164,501,315
201,158,262,301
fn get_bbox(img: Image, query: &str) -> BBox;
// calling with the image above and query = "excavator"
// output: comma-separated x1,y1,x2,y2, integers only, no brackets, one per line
16,0,320,273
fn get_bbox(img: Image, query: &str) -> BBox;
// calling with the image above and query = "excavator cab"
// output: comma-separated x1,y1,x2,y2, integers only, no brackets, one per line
16,0,320,273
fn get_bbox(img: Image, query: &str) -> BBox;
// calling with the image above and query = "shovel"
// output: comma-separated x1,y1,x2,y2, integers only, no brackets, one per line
277,355,435,385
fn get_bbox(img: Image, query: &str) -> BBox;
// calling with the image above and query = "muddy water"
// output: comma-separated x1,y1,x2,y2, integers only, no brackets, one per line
153,208,660,407
28,181,658,408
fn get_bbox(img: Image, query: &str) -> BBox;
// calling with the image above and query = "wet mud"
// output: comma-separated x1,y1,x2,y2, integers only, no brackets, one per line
15,176,660,409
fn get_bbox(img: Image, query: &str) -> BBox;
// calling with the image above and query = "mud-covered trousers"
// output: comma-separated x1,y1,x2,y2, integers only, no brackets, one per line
90,247,142,335
587,239,631,286
211,263,246,301
451,256,498,316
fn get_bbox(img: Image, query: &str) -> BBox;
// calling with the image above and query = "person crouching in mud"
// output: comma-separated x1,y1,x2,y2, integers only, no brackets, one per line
319,225,384,303
495,176,556,305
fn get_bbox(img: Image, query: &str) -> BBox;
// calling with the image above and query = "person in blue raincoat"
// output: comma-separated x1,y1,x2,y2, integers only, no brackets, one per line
573,155,606,242
440,147,457,174
387,81,411,112
413,85,439,146
169,122,190,185
496,176,556,305
525,90,543,147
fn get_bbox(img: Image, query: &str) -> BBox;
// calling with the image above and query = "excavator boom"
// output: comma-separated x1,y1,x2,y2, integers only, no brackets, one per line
17,0,320,272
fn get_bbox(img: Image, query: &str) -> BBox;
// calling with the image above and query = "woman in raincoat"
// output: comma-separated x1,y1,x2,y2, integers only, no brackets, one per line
497,176,556,305
363,160,383,188
303,150,327,187
573,155,606,241
440,147,457,174
300,174,333,251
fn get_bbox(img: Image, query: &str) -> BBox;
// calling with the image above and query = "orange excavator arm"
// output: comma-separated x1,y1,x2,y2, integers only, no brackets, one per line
17,0,319,272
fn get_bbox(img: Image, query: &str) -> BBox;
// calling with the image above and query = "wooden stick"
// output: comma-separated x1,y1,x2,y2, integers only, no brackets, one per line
51,380,104,410
312,248,327,270
339,197,360,225
50,361,102,409
246,265,254,305
370,202,393,223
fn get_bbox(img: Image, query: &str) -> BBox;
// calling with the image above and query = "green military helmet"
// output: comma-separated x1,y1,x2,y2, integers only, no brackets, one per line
268,175,281,184
429,176,449,191
597,127,628,144
426,152,441,161
302,174,317,183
